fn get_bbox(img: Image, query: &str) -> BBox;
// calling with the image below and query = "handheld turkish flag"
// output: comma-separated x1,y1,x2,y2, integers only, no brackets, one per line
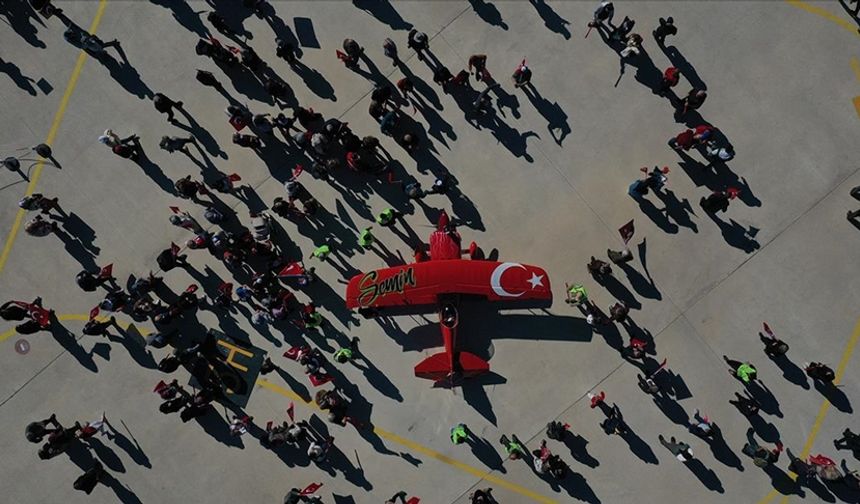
309,373,335,387
287,401,295,422
98,263,113,279
169,206,181,214
170,242,180,256
335,49,349,62
618,219,635,244
185,284,199,294
589,391,605,408
229,114,247,131
89,306,100,321
406,498,420,504
292,164,303,180
301,483,322,495
727,187,741,199
31,307,51,328
227,173,241,182
563,423,571,430
763,322,774,338
153,380,168,394
279,262,305,278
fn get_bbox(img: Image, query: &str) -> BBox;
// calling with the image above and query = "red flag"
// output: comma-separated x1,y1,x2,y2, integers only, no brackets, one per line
31,307,51,328
287,402,295,422
292,164,303,180
726,187,741,199
170,242,180,255
589,391,605,408
153,380,168,394
279,262,304,278
301,483,322,495
98,263,113,279
619,219,635,244
89,306,100,321
309,373,335,387
562,423,570,430
228,173,242,182
406,498,421,504
763,322,774,337
185,284,198,294
169,206,181,214
335,49,349,62
229,114,247,131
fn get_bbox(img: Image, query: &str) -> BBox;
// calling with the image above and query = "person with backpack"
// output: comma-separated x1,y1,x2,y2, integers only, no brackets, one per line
700,190,733,214
511,61,532,89
25,414,61,443
546,421,568,441
18,194,60,214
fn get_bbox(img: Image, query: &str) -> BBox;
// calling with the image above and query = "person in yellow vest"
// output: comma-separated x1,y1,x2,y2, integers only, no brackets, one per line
333,337,360,364
565,284,588,306
358,227,374,249
451,423,469,445
376,208,400,227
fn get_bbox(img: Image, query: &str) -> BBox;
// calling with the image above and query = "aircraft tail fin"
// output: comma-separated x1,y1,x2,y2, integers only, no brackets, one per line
414,351,489,381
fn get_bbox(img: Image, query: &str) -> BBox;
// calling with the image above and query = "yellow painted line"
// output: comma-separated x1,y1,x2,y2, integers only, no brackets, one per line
257,379,557,504
854,96,860,118
757,318,860,504
0,0,109,278
784,0,860,38
851,57,860,81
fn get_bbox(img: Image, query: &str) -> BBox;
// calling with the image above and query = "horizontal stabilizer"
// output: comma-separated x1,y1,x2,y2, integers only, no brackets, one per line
414,351,489,381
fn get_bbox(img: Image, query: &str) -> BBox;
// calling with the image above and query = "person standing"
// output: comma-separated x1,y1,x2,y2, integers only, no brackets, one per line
451,423,469,445
589,1,614,27
607,247,633,265
468,54,489,81
73,461,105,494
679,89,707,115
804,362,835,384
383,38,399,64
760,322,789,357
358,227,375,249
724,356,757,383
658,435,693,461
729,390,761,417
333,337,360,364
512,61,532,89
407,29,429,59
742,427,783,467
153,92,183,123
700,190,732,214
25,414,61,443
658,66,680,96
653,17,677,45
159,135,195,153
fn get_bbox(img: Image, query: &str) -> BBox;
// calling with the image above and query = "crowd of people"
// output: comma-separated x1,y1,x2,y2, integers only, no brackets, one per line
5,0,859,502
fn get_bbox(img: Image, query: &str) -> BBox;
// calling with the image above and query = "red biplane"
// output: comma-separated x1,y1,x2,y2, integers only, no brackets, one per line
345,211,552,382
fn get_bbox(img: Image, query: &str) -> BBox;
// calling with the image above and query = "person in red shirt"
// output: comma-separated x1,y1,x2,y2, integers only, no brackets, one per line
658,66,680,96
668,128,695,151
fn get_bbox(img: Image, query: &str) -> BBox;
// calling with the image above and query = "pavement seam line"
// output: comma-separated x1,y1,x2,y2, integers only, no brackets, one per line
0,0,109,279
256,379,557,504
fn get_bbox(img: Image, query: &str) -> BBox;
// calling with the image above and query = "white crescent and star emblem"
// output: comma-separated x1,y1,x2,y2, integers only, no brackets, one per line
490,262,532,297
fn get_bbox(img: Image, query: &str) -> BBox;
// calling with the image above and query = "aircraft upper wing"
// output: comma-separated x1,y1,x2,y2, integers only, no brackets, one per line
345,259,552,309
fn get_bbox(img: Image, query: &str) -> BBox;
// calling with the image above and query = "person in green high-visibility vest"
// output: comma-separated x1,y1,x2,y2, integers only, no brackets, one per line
310,243,331,261
451,423,469,445
565,283,588,306
499,434,526,459
358,227,374,248
333,337,360,364
724,356,757,383
301,303,323,329
376,208,399,227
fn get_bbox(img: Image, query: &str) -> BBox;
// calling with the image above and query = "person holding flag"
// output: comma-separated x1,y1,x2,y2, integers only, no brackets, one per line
82,307,114,336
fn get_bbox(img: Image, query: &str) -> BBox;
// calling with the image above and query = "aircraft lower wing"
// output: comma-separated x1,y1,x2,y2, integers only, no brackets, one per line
345,260,552,309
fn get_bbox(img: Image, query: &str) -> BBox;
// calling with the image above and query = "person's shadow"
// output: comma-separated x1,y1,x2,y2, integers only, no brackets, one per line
468,0,508,30
528,0,570,39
